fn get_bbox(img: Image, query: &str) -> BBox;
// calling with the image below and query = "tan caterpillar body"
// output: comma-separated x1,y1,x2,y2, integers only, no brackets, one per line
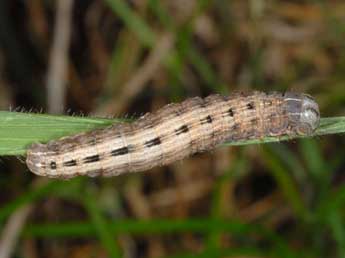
26,91,320,179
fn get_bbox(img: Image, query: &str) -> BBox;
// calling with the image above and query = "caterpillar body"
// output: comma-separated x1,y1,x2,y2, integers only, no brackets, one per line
26,91,320,179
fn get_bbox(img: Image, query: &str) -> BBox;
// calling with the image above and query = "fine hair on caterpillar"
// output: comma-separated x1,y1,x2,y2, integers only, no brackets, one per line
26,91,320,179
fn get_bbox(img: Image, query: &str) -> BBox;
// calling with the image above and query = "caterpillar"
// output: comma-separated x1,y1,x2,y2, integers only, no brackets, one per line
26,91,320,179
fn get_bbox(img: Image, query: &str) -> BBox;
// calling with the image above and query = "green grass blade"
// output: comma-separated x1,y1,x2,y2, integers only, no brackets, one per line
160,247,266,258
262,147,310,221
83,191,122,258
104,0,187,98
0,178,86,223
206,157,247,249
328,211,345,258
0,180,62,223
104,0,156,47
23,218,304,258
0,112,344,156
0,111,119,155
24,218,278,238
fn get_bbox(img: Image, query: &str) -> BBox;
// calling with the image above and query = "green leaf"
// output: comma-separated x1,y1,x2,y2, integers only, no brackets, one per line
83,190,122,258
0,111,119,155
0,111,343,156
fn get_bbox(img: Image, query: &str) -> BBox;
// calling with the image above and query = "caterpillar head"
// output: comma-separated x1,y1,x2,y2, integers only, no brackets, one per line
284,92,320,136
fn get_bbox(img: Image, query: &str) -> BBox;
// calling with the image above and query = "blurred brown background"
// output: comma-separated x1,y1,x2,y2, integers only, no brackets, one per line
0,1,345,258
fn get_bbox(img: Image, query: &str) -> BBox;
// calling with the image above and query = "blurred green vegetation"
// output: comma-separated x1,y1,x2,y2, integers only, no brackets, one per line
0,0,345,258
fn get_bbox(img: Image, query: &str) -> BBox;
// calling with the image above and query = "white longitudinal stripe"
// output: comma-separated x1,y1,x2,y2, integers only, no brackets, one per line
26,91,320,179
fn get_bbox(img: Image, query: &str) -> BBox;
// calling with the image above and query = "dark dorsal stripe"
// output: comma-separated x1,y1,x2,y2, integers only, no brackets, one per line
145,137,161,147
201,115,212,124
83,154,101,163
63,160,77,167
175,125,189,135
111,146,130,156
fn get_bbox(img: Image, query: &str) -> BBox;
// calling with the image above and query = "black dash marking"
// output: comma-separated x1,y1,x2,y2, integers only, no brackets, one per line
83,154,100,163
145,137,161,147
111,146,130,156
175,125,189,135
63,160,77,167
228,108,234,117
201,115,213,124
251,118,258,125
50,161,57,170
247,102,255,110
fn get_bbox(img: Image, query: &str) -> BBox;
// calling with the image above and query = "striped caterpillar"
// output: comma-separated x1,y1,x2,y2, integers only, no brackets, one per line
26,91,320,179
